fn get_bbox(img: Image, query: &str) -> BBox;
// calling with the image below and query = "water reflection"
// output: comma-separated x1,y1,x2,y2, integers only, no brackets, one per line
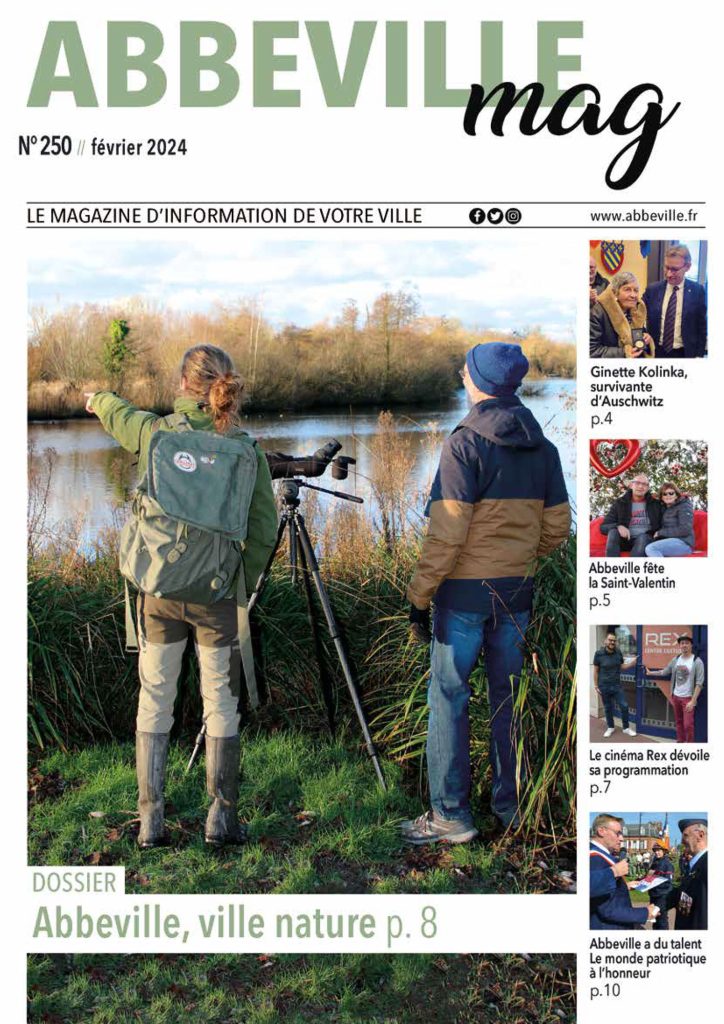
28,382,576,546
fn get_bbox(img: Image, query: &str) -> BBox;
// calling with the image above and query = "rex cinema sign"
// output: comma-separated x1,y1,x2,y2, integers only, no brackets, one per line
27,19,679,189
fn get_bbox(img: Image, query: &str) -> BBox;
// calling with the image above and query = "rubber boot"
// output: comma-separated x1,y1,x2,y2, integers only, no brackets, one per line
136,731,170,848
205,734,245,845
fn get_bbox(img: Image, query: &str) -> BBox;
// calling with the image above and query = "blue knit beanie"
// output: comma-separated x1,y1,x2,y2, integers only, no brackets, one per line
465,342,529,396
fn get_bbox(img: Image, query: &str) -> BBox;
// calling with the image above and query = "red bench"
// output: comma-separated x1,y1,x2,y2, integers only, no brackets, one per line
589,510,708,557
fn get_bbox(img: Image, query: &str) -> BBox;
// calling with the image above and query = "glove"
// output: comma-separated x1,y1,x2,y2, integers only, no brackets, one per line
409,604,431,644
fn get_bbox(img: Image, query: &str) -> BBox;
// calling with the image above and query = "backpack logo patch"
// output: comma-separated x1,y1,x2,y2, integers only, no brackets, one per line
173,451,197,473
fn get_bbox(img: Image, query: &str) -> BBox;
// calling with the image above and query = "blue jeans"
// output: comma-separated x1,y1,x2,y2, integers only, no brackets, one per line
600,685,629,729
645,538,693,557
605,531,651,557
427,605,531,824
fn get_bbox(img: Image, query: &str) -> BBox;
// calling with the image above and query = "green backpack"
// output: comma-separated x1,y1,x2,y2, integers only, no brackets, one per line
119,414,261,704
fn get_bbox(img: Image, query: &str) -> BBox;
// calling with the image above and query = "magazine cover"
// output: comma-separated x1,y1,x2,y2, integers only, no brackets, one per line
4,1,717,1021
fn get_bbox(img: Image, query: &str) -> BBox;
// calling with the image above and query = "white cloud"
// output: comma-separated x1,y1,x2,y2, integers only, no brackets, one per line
28,238,576,339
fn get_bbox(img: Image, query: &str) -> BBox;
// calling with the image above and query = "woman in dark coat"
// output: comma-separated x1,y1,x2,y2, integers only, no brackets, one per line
645,482,695,557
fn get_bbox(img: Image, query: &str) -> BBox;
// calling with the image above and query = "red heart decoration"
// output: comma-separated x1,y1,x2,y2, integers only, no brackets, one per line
590,439,641,479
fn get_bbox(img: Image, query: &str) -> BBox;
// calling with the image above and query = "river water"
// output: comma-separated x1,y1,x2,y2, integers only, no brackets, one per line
28,382,576,547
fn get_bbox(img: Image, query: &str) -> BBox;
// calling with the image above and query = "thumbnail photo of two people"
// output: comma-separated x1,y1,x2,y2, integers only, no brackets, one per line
589,625,707,744
27,238,577,897
589,240,707,359
589,439,707,558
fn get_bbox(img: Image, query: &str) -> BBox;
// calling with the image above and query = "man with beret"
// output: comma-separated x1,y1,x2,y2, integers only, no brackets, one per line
669,818,708,929
590,814,659,929
402,342,571,843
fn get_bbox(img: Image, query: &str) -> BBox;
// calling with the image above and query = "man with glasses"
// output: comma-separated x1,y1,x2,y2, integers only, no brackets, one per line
598,473,662,557
643,245,707,358
402,342,570,844
590,814,659,929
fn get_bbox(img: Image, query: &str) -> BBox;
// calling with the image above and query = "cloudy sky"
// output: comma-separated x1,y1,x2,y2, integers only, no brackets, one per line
28,236,576,339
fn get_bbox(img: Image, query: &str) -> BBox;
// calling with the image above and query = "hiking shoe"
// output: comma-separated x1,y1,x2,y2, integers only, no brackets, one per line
400,811,478,845
623,727,637,737
603,727,615,738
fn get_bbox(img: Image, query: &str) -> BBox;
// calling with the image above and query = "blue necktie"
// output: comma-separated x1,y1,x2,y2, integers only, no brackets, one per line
662,285,678,353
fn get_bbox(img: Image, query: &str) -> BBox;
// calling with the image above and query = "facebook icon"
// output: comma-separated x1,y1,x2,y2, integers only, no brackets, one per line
468,208,486,224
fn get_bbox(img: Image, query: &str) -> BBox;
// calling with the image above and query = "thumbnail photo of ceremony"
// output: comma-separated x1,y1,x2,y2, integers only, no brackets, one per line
589,439,707,558
589,240,707,359
589,812,707,931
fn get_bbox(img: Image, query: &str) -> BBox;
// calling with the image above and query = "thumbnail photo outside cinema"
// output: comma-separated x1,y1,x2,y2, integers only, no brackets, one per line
589,625,707,743
589,439,707,558
27,238,577,897
589,240,707,359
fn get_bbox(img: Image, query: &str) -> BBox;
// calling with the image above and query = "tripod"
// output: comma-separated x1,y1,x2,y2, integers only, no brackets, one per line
188,478,386,790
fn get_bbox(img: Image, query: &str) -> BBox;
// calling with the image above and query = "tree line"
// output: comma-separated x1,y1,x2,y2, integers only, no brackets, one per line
28,290,575,417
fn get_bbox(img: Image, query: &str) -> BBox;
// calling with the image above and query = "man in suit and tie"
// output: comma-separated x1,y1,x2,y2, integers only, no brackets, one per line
642,244,707,358
590,814,660,929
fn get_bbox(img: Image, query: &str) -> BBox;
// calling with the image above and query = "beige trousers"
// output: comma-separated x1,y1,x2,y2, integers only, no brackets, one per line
136,594,241,737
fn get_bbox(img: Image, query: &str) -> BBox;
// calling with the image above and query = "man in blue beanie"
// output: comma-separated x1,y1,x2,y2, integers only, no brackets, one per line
403,341,571,844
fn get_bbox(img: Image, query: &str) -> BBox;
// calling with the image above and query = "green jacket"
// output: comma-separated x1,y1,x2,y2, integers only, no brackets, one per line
91,391,278,592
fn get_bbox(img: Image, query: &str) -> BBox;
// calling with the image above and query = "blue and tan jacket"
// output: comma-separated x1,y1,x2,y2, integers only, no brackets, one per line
407,396,570,613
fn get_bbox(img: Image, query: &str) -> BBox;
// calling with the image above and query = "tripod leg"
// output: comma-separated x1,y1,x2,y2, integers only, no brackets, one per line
289,520,298,587
247,516,287,615
295,525,337,736
294,515,387,791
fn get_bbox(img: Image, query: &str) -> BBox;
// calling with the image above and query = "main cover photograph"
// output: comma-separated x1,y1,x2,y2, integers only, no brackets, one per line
27,237,576,896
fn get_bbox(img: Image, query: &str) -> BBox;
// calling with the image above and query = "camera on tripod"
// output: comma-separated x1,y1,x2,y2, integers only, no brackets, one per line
187,436,384,787
266,439,356,482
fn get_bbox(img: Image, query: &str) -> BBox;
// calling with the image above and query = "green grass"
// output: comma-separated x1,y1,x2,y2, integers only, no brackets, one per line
28,732,572,895
629,889,651,905
27,953,577,1024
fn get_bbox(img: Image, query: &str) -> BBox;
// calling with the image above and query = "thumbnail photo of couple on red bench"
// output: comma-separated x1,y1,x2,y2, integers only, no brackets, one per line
589,439,707,558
